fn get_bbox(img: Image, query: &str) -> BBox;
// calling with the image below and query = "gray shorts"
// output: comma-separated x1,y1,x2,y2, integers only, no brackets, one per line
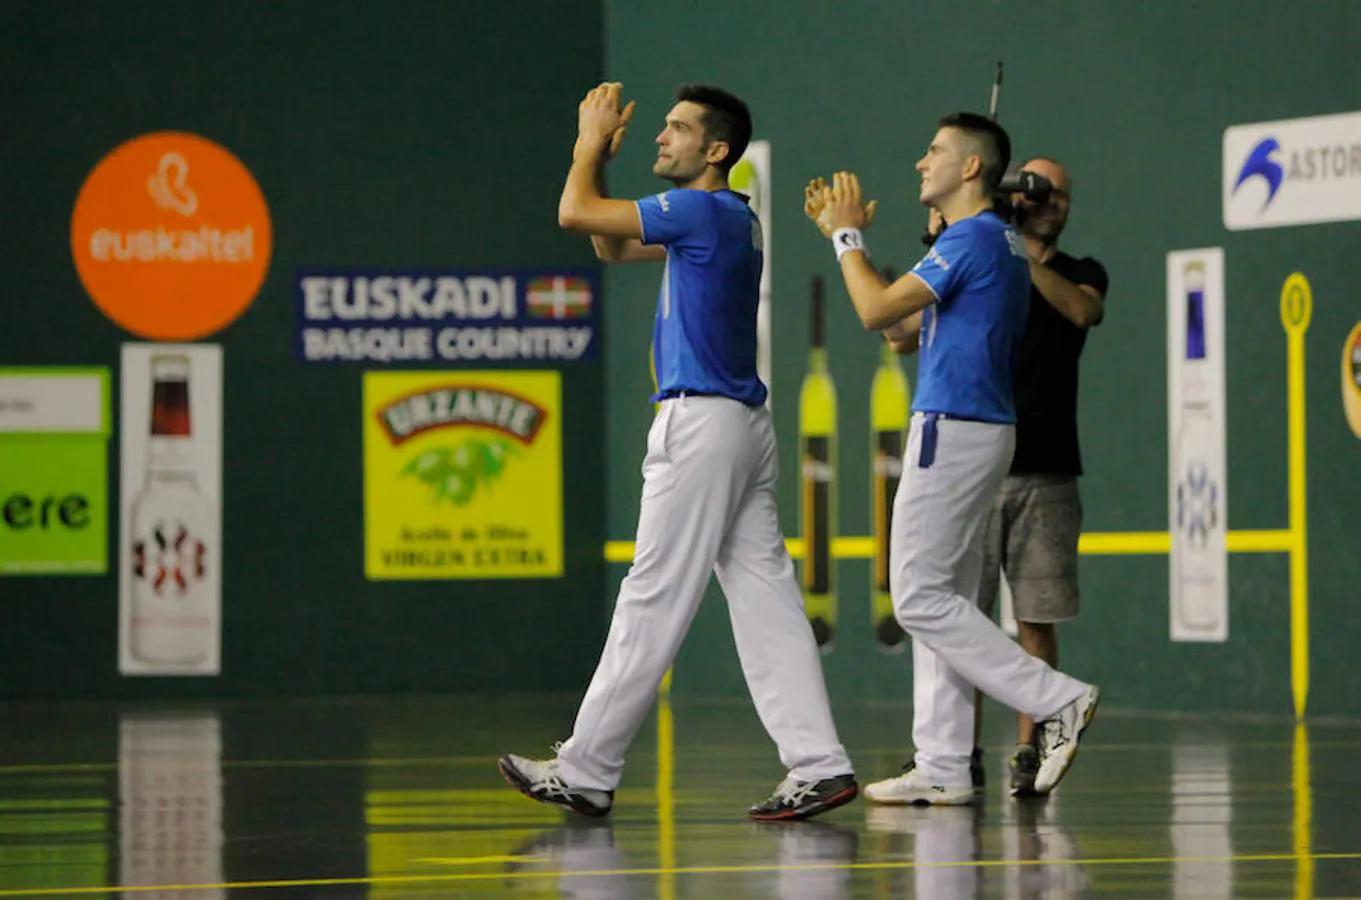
976,474,1083,624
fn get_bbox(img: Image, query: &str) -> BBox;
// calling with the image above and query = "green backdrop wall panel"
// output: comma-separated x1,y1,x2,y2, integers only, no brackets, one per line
602,1,1361,717
0,0,606,700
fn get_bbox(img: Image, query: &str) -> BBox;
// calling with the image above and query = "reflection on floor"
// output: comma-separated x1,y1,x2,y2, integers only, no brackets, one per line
0,694,1354,898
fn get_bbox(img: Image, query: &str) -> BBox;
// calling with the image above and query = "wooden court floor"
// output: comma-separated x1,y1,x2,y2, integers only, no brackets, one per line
0,693,1356,898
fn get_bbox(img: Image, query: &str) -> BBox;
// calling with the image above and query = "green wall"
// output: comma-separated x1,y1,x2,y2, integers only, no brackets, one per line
4,1,1358,718
602,2,1361,717
0,1,606,699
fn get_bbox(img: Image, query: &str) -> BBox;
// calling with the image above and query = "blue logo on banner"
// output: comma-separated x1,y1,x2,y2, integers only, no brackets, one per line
294,268,599,364
1232,137,1284,210
1176,460,1219,548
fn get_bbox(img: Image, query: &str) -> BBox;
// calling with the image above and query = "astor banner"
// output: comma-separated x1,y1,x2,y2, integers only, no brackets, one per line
296,269,599,365
1223,110,1361,231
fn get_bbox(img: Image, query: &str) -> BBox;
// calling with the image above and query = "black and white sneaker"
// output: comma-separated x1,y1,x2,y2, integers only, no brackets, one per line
1034,685,1100,794
749,774,858,821
497,753,613,817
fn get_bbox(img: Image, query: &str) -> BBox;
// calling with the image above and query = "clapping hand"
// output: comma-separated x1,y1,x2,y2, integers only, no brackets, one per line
804,173,877,238
575,82,635,161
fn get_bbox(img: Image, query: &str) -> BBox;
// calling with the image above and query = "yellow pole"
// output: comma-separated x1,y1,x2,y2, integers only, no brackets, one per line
1292,721,1314,900
1280,273,1312,720
657,692,675,900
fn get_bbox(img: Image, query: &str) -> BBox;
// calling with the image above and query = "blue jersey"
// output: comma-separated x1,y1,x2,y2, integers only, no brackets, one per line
635,188,767,406
909,211,1031,424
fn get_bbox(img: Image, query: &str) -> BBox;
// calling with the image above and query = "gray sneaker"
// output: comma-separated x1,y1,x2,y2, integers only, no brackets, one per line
1034,685,1100,794
498,753,613,817
749,773,859,821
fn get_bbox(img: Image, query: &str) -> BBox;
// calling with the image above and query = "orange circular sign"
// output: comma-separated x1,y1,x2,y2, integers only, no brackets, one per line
71,132,272,341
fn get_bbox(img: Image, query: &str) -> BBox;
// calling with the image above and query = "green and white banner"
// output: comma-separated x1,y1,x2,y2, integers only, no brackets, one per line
0,368,111,575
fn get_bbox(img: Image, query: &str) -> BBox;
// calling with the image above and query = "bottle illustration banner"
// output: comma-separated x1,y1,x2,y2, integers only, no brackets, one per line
1166,248,1228,642
362,370,563,580
119,344,223,676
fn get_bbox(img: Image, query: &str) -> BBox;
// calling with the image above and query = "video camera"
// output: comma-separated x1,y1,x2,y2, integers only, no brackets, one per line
997,170,1053,208
922,62,1054,246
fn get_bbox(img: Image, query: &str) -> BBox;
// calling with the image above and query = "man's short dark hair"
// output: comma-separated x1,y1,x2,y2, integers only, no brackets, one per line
676,84,752,174
938,112,1011,193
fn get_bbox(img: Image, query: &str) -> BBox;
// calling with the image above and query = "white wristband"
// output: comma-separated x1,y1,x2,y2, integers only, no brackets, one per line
832,227,868,262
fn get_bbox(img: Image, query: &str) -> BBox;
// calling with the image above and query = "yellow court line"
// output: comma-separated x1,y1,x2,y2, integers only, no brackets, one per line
606,528,1293,563
4,851,1359,897
415,856,526,866
1077,531,1169,555
1228,530,1294,553
0,756,506,776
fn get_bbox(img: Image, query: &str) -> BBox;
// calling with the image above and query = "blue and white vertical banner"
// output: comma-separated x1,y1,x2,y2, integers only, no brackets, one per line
1167,248,1228,643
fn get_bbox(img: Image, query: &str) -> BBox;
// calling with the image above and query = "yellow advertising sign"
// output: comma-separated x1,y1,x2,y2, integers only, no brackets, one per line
363,371,562,579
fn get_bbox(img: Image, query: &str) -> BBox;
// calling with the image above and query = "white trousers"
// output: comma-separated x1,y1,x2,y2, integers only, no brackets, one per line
893,414,1088,784
557,396,853,791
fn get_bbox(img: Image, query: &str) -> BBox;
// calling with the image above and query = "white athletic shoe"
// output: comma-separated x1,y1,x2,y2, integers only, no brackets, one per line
498,752,613,817
1033,684,1101,794
863,766,976,806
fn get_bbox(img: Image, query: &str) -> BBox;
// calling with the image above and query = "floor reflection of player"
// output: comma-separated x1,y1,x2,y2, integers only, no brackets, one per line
506,819,859,900
505,819,635,900
1002,798,1086,900
864,802,1086,900
1169,741,1234,900
866,805,984,898
763,820,859,900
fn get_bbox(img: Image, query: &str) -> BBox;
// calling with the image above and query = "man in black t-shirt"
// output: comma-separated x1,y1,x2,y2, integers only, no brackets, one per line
975,157,1109,796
